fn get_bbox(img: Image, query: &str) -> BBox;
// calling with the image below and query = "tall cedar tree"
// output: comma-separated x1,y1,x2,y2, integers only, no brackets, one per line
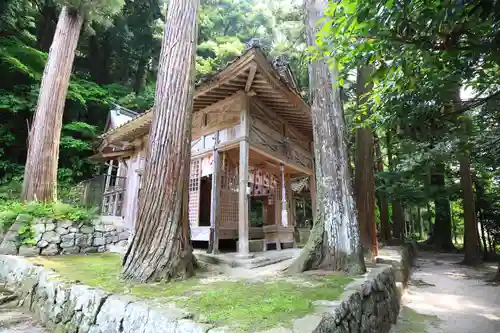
22,6,84,202
22,0,124,202
288,0,366,274
386,130,404,241
375,135,391,242
354,66,378,258
122,0,199,282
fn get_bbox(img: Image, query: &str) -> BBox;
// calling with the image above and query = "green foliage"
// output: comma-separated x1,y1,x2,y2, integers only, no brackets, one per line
0,0,308,189
312,0,500,250
0,200,97,234
117,84,155,110
59,0,125,25
0,36,47,80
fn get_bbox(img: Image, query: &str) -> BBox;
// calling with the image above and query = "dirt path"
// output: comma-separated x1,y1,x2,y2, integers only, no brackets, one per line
392,252,500,333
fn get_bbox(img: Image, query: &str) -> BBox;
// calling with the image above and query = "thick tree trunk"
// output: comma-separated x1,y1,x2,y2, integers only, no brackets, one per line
386,130,403,241
88,33,111,85
479,217,489,259
288,0,366,275
487,231,494,254
133,57,148,94
36,2,58,52
427,163,456,251
392,201,404,240
121,0,199,282
375,136,391,242
460,154,481,265
354,67,378,258
21,7,84,202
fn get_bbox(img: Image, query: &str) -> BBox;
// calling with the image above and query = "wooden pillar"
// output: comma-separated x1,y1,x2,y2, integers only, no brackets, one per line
208,148,221,254
124,149,142,230
238,97,251,257
275,184,281,226
309,141,317,224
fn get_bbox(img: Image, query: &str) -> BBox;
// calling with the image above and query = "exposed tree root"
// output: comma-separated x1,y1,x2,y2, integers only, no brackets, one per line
287,219,366,275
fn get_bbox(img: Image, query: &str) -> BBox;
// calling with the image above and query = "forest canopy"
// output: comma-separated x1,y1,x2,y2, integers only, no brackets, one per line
0,0,306,185
1,0,499,272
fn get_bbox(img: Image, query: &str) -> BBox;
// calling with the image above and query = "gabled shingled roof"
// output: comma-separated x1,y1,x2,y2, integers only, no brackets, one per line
97,46,312,151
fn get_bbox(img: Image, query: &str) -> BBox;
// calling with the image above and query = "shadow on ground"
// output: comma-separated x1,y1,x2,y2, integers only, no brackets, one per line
391,251,500,333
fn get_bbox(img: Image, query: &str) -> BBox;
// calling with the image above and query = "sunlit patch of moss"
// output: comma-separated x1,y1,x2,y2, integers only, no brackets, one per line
29,254,353,332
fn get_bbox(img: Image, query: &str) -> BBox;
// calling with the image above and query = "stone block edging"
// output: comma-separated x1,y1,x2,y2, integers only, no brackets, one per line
0,255,208,333
0,246,412,333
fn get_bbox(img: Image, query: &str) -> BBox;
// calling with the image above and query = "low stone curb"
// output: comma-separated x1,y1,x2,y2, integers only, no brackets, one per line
0,246,411,333
0,255,209,333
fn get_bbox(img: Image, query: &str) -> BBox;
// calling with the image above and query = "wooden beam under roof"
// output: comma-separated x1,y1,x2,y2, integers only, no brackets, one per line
251,51,311,118
245,64,257,92
194,52,255,99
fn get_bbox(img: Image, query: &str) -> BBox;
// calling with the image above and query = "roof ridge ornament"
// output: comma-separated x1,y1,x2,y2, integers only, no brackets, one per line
273,55,289,68
271,55,298,91
244,38,261,51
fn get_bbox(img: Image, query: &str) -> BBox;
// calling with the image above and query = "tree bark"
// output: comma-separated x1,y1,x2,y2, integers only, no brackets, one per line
354,67,378,258
375,136,391,242
288,0,366,275
121,0,199,282
427,163,456,251
133,56,148,94
392,201,404,240
36,2,58,52
386,129,403,241
478,217,489,259
460,153,481,265
418,207,424,239
21,7,84,202
88,32,111,85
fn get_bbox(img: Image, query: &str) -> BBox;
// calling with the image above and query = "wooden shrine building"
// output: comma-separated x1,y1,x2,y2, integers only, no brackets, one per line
91,46,315,256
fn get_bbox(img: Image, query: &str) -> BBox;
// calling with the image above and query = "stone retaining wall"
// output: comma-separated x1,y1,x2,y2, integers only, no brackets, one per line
0,216,130,256
311,265,401,333
0,255,207,333
0,246,411,333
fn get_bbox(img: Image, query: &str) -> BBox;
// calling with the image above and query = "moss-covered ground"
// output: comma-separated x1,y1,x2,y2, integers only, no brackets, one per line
30,253,353,332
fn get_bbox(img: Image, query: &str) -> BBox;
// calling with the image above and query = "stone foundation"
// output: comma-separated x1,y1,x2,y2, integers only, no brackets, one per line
0,216,130,256
0,245,411,333
297,228,310,244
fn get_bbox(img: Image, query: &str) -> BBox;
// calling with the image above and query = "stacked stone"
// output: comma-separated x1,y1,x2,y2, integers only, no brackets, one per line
0,256,208,333
17,218,130,256
313,266,402,333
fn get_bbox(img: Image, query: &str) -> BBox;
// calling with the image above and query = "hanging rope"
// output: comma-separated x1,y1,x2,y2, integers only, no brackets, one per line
281,164,288,227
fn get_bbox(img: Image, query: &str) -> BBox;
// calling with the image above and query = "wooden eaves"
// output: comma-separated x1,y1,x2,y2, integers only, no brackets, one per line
96,46,313,154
